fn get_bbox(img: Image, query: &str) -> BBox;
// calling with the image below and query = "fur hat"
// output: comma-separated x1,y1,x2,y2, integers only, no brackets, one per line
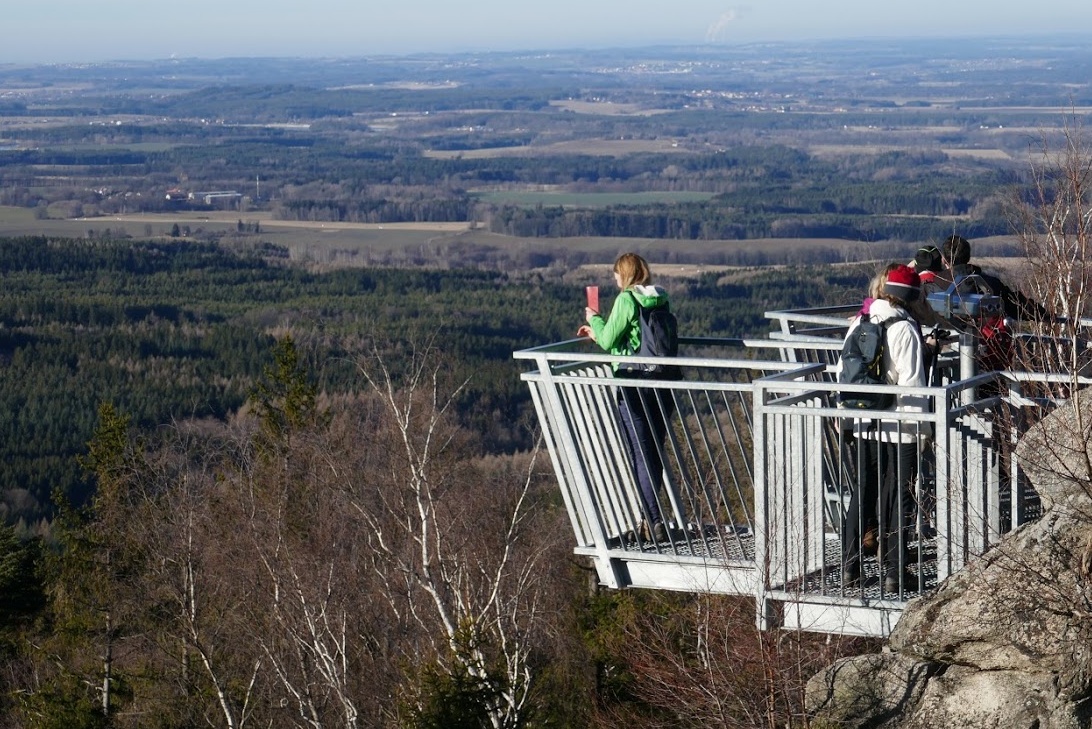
942,235,971,266
913,245,943,273
883,264,921,303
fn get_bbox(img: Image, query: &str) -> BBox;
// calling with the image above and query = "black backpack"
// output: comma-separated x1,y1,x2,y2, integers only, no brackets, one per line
837,315,903,410
617,293,681,380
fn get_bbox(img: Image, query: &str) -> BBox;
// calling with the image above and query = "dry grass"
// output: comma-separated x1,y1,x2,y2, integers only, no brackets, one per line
941,148,1013,160
99,211,471,234
424,137,690,159
548,100,676,116
809,143,1012,160
0,207,472,262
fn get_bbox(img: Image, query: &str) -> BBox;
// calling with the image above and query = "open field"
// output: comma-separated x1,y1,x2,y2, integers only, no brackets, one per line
424,137,691,159
0,207,475,264
0,206,1023,273
0,206,868,263
49,142,181,153
809,143,1014,160
572,261,775,284
0,208,470,233
549,100,676,116
940,148,1014,160
0,113,162,132
470,190,717,207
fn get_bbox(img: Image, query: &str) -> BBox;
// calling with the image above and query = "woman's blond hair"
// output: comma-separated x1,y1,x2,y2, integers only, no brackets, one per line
869,262,902,301
613,252,652,290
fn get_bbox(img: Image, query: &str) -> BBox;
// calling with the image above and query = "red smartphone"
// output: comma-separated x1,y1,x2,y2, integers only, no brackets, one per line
585,286,599,312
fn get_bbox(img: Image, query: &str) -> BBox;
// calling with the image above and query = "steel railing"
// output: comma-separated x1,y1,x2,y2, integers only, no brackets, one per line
515,319,1091,636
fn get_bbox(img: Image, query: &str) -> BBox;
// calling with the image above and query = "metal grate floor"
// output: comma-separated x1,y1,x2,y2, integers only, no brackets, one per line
790,537,938,601
614,523,755,561
611,526,938,600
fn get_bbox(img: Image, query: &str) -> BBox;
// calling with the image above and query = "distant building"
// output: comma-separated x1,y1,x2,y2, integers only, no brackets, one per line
188,191,242,204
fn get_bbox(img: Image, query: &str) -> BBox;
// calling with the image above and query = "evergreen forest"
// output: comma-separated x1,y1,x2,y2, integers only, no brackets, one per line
0,232,878,726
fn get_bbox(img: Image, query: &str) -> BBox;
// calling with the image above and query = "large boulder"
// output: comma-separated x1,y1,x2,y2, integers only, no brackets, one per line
807,656,1087,729
807,393,1092,727
805,652,939,727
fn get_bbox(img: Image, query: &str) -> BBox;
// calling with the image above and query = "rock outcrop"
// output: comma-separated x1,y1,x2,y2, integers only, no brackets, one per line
807,395,1092,728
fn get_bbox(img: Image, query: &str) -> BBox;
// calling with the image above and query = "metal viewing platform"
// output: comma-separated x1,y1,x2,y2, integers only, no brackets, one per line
514,307,1088,638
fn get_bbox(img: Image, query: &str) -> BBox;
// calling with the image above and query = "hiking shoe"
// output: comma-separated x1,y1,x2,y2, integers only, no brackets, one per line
638,520,667,542
652,520,667,542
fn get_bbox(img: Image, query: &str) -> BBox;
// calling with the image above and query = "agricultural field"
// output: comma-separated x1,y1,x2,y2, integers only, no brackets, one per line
548,99,678,116
1,39,1080,264
423,137,693,159
470,190,718,207
0,207,474,264
0,205,1023,275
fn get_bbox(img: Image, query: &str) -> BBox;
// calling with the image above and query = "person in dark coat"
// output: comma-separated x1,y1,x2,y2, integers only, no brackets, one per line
936,235,1047,321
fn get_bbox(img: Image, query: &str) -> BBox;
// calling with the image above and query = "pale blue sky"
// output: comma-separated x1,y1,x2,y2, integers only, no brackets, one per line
6,0,1092,63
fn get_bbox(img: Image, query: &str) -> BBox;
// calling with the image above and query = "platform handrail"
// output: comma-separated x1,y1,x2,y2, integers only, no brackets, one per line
515,317,1092,637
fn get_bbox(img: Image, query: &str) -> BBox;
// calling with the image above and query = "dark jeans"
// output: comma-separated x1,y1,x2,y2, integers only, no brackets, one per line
842,438,917,577
617,386,675,525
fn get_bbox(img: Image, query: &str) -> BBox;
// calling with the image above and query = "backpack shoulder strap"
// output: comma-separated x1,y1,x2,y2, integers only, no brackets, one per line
878,313,908,332
627,291,646,329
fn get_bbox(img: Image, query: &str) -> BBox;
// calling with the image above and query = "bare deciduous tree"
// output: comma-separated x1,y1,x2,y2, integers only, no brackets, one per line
137,419,266,728
1014,117,1092,340
586,590,871,728
345,344,563,728
1000,116,1092,514
13,335,578,727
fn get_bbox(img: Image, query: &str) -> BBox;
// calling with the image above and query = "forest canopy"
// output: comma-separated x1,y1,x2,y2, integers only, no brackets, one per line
0,234,872,530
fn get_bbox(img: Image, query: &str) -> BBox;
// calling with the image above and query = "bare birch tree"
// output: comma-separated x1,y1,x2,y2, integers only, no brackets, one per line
194,335,567,727
1015,120,1092,318
1000,116,1092,500
344,343,561,728
135,419,267,728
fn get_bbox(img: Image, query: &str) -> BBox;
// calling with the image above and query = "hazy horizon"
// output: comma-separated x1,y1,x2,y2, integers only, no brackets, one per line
6,0,1092,65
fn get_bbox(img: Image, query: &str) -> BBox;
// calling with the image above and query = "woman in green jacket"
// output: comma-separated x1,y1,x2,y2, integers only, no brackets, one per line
578,252,675,543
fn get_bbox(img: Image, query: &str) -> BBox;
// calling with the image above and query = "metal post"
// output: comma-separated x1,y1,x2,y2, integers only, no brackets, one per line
752,380,776,630
959,331,977,404
535,357,625,588
935,385,952,582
